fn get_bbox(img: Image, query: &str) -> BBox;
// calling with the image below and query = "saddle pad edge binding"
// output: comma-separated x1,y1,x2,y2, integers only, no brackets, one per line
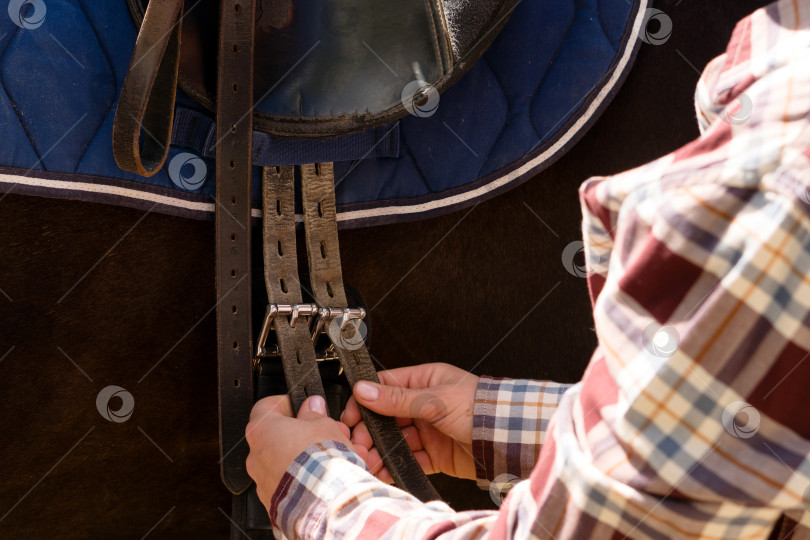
0,166,222,220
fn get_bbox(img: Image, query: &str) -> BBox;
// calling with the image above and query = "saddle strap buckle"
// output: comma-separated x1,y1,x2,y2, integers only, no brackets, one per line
255,304,366,358
255,303,316,357
311,307,367,344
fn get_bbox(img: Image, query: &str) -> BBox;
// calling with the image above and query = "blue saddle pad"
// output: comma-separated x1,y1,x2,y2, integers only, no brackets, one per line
0,0,647,228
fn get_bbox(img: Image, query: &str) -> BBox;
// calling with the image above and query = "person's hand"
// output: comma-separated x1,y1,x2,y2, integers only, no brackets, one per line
341,362,479,482
246,394,352,510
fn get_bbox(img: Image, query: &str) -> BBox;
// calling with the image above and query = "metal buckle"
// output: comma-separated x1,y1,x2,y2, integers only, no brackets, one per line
255,303,366,359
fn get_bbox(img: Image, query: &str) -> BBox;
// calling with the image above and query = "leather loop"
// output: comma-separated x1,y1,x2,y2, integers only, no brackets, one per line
216,0,256,495
301,163,440,502
261,166,326,415
113,0,183,177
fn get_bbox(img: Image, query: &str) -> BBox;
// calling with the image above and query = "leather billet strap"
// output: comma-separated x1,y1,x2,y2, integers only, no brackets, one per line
261,166,326,415
301,163,441,502
112,0,182,177
215,0,256,495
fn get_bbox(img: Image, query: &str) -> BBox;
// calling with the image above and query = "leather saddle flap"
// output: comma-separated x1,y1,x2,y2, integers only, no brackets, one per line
128,0,515,138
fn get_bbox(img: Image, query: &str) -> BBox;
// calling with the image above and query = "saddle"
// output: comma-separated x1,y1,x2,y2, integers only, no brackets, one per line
115,0,517,175
113,0,519,536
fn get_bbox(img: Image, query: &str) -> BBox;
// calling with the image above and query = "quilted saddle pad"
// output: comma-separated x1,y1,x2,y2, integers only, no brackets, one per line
0,0,647,228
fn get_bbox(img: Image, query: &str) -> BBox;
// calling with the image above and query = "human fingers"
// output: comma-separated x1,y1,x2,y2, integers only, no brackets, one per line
295,396,350,439
249,394,293,422
341,396,361,427
296,395,327,420
353,381,448,425
350,419,373,450
376,363,465,389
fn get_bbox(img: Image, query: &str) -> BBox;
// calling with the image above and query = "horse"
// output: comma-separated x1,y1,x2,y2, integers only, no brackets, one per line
0,0,774,536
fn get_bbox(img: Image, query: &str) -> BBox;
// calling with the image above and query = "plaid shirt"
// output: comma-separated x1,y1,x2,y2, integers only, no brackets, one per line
270,0,810,538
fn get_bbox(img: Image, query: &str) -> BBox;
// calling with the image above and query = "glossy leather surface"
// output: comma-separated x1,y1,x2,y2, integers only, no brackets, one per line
129,0,514,136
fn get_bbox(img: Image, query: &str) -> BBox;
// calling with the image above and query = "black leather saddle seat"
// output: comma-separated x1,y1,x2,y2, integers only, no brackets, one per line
126,0,518,138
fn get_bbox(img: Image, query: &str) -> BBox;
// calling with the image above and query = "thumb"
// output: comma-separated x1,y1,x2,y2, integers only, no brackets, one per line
354,381,445,422
296,395,327,420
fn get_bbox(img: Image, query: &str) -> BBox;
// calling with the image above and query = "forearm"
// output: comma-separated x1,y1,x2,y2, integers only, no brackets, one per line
270,441,501,540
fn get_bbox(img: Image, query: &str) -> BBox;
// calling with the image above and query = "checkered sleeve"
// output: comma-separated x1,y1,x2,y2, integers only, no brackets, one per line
269,440,503,540
472,377,572,489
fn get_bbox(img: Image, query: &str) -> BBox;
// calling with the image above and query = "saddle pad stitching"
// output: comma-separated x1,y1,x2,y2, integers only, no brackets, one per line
1,2,119,175
70,0,122,175
392,149,434,200
74,0,117,174
394,135,448,199
0,28,44,171
595,0,620,53
527,7,580,143
472,54,518,180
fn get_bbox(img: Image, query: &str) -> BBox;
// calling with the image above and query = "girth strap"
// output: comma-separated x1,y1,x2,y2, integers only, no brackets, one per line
215,0,257,495
112,0,182,177
261,165,326,414
300,163,440,502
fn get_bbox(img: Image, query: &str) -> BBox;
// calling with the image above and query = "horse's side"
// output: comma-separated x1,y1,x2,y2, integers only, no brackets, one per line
0,1,771,537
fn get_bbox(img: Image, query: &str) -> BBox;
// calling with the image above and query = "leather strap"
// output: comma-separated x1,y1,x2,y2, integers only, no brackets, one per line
230,487,274,540
113,0,437,506
261,166,326,415
215,0,256,495
301,163,440,502
237,165,331,536
112,0,182,177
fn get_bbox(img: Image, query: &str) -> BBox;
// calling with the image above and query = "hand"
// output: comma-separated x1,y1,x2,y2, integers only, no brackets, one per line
341,362,479,482
246,394,352,510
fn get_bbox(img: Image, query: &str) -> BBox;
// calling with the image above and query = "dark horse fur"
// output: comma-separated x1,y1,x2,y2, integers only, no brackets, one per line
0,1,777,537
